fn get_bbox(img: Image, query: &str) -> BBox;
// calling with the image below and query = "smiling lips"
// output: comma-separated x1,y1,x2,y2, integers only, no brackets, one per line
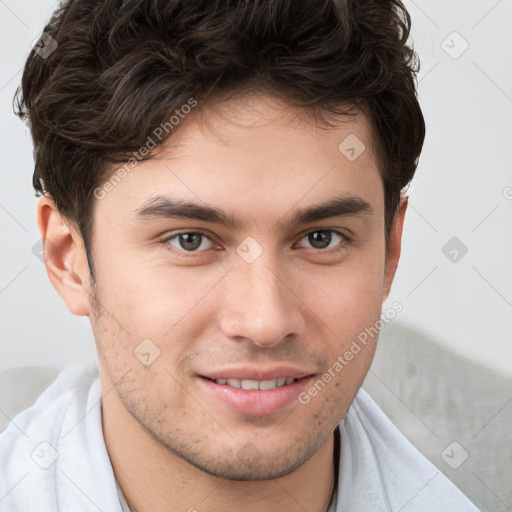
198,366,315,414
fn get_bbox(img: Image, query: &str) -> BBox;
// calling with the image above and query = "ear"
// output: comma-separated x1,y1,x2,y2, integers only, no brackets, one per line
36,197,91,316
382,194,408,302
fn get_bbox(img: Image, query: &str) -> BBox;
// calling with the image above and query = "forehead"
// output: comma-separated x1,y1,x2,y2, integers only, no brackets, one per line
94,93,383,229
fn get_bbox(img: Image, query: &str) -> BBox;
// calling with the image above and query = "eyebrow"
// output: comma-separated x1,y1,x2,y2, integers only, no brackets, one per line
135,194,373,231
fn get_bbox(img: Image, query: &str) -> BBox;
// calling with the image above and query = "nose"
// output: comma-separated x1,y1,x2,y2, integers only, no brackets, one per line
218,253,306,348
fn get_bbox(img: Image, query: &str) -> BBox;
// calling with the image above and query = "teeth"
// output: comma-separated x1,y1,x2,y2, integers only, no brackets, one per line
259,379,278,390
214,377,297,390
241,379,259,390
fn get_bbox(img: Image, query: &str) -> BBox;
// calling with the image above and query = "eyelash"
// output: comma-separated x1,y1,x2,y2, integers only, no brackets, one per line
162,229,350,257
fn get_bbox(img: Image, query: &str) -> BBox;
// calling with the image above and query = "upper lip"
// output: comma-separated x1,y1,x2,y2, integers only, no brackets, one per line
200,365,315,381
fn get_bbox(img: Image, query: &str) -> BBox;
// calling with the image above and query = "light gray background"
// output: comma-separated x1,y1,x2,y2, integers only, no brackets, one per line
1,0,511,376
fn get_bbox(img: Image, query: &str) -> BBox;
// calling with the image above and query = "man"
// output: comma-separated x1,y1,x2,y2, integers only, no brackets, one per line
0,0,479,510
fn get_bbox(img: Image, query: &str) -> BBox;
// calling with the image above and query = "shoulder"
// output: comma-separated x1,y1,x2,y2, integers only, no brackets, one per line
0,363,101,441
337,389,480,511
0,363,120,512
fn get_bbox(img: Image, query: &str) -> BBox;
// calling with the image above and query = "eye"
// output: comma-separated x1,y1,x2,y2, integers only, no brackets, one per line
163,228,348,257
165,231,214,253
296,229,347,251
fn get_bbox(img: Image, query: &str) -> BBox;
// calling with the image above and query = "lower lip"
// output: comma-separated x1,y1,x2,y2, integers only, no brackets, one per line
198,376,313,415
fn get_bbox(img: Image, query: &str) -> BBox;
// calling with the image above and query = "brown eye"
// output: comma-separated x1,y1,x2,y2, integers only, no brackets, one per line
166,232,213,253
298,230,345,250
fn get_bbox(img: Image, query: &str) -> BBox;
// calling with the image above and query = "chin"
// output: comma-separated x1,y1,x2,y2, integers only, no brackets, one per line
180,451,308,481
156,433,318,481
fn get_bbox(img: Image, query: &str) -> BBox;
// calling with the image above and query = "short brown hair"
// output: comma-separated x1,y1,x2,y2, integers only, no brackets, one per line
15,0,425,278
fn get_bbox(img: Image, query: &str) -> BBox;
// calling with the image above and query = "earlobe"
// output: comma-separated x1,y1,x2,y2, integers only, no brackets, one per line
382,195,408,302
36,197,91,316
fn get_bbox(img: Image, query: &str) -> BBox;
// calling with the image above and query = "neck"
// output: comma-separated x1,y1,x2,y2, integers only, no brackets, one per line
102,390,337,512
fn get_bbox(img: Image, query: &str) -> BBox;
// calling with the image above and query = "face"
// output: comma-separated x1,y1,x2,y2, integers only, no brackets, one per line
67,93,401,480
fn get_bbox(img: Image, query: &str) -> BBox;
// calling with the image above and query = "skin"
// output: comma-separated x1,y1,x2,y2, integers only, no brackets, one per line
38,92,407,512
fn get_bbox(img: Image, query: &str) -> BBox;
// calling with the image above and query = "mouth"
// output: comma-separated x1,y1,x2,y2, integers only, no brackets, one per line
197,371,314,415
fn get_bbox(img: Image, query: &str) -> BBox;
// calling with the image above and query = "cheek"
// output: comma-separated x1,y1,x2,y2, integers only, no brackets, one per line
309,258,385,338
93,258,200,336
299,277,383,418
300,256,385,402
